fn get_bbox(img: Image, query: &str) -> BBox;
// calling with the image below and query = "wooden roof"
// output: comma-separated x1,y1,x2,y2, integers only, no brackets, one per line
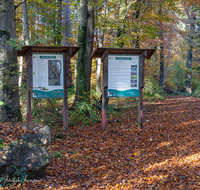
17,45,80,57
91,47,156,60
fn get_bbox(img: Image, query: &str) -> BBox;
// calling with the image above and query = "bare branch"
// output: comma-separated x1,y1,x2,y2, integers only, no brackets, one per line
15,0,28,9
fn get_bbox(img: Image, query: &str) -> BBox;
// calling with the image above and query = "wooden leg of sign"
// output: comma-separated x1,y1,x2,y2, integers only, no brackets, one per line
102,87,107,130
63,87,68,131
26,51,32,124
27,90,31,123
138,88,143,129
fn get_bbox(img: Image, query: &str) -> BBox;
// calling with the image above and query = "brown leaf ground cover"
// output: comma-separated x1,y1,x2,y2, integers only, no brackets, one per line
1,96,200,189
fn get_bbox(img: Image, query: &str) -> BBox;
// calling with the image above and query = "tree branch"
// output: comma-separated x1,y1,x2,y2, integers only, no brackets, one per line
15,0,28,9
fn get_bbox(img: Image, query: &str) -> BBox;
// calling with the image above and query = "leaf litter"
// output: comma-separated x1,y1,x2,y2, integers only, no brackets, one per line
1,96,200,189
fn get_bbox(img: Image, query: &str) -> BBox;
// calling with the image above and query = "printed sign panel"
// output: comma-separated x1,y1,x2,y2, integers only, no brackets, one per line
107,55,139,97
32,53,64,98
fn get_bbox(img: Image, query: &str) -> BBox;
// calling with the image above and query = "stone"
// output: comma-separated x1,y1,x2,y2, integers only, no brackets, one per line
0,124,51,180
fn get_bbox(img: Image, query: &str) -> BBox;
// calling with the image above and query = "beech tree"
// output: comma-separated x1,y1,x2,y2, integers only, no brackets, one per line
0,0,20,122
75,0,95,103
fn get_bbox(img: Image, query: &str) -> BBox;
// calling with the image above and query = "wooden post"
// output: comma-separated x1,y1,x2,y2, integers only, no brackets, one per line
24,47,32,123
63,48,71,131
101,49,108,130
138,51,145,129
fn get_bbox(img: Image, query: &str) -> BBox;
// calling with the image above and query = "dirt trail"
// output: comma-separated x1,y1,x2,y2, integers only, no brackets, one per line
8,96,200,189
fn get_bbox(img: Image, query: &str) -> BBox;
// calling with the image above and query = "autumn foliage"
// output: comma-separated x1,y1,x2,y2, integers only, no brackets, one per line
0,96,199,189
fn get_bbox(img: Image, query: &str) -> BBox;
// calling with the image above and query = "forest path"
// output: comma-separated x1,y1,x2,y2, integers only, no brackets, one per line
12,96,200,189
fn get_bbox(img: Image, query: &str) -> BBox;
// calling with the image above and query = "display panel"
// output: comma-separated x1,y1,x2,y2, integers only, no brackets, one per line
107,55,139,97
32,53,64,98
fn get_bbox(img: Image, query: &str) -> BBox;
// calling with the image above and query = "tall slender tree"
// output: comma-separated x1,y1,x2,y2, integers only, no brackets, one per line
96,0,107,94
57,0,63,45
85,2,94,102
0,0,20,122
184,4,196,94
75,0,87,103
63,0,70,45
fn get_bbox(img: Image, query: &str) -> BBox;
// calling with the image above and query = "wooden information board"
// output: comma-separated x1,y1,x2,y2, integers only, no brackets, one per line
91,47,156,130
17,46,80,131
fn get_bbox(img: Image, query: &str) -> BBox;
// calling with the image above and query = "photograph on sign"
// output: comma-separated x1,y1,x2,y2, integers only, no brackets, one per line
107,55,139,97
32,53,64,98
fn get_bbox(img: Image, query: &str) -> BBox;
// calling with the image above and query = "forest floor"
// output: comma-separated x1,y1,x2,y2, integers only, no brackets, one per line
2,95,200,189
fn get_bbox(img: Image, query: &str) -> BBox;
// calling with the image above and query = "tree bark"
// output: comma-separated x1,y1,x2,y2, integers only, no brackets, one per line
19,1,29,88
96,31,103,93
186,45,192,93
75,0,87,103
57,0,62,45
184,6,196,94
0,0,20,122
158,6,164,89
85,4,94,102
159,40,165,89
22,0,29,45
63,0,70,46
96,0,107,94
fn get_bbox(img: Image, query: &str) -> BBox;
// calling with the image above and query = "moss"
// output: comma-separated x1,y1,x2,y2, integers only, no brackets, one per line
2,83,9,90
0,30,10,40
0,138,5,149
2,104,10,110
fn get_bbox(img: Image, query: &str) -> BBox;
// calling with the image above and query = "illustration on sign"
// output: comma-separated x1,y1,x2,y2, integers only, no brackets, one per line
32,54,64,98
107,55,139,97
48,60,62,86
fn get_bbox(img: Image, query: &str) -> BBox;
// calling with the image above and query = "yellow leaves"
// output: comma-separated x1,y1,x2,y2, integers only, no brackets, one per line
3,155,7,159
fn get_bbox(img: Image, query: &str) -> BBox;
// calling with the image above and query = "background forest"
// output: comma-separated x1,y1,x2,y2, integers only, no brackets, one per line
1,0,200,124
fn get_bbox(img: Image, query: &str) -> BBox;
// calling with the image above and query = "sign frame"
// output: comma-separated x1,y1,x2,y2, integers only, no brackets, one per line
17,46,81,131
107,54,140,97
91,47,156,130
32,53,64,98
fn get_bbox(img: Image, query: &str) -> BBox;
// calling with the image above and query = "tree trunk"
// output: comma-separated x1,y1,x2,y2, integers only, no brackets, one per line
63,0,70,46
184,6,196,94
63,0,72,85
159,40,165,89
75,0,87,103
22,1,30,45
158,7,164,90
57,0,62,45
0,0,20,122
96,0,107,94
85,4,94,102
186,45,192,93
96,30,104,93
19,1,30,88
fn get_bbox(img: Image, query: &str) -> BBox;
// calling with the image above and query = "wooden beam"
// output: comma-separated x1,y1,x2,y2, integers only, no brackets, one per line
102,49,108,130
63,49,70,131
101,49,108,63
138,88,143,129
138,51,145,129
140,51,145,89
147,49,156,60
25,47,32,123
23,47,32,62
